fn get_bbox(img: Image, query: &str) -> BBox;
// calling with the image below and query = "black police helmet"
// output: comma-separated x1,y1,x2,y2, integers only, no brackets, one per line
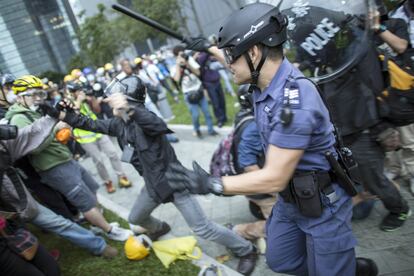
217,3,288,61
237,85,253,110
120,75,146,104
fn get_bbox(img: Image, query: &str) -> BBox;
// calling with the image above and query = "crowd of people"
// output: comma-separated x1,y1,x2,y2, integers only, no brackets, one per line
1,0,414,275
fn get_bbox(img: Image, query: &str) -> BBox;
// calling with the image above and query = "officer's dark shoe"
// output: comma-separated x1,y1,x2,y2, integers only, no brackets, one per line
356,257,378,276
147,222,171,241
380,209,412,232
237,246,257,276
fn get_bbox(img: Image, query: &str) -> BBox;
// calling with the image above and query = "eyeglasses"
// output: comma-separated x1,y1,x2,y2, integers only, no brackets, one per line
19,90,47,99
223,47,241,64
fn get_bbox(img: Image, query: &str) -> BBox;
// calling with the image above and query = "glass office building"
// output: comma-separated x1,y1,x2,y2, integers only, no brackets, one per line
0,0,78,76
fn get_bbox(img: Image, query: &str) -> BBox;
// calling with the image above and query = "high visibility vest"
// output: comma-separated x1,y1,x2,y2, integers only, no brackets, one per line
72,103,102,144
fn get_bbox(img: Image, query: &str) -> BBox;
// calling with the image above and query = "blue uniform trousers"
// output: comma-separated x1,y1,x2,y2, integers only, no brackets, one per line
266,184,356,276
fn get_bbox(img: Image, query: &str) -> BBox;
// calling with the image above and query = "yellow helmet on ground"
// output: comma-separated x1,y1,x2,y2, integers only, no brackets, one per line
12,75,43,94
71,69,82,78
124,234,152,261
104,63,114,71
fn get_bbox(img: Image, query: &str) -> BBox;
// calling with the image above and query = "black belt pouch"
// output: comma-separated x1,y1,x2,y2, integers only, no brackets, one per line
291,174,323,218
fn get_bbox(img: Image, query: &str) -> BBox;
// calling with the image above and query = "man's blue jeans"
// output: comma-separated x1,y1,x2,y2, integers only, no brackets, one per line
32,204,106,255
184,94,214,133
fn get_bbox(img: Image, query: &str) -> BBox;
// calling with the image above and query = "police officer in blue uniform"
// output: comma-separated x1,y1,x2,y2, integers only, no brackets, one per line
166,3,378,275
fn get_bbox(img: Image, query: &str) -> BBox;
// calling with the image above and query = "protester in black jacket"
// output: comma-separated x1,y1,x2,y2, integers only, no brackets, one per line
55,73,257,275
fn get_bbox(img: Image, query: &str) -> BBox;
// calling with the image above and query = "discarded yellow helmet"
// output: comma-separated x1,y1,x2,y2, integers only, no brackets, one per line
124,234,152,261
104,63,114,71
12,75,43,94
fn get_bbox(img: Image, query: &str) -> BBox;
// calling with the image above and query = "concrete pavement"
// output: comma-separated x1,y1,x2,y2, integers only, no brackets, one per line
80,124,414,276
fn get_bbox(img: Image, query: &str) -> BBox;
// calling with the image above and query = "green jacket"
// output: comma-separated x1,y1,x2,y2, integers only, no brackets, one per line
5,103,72,172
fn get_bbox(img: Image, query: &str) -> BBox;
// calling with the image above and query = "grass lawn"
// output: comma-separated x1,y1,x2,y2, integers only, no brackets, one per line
166,82,239,127
29,209,200,276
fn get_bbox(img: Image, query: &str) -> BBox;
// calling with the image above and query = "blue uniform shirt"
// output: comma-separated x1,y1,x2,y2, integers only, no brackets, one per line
237,121,263,169
253,58,335,171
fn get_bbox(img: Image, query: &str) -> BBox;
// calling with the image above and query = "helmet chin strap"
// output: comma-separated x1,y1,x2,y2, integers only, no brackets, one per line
244,46,269,93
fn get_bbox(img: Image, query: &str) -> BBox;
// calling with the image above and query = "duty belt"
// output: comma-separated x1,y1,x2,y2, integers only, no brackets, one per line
280,170,333,204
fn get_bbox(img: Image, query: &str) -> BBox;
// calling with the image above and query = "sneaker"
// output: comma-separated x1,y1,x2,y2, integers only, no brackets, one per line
380,209,412,232
101,245,118,259
356,257,378,276
193,130,203,139
106,225,133,241
118,176,132,188
105,180,116,193
237,246,258,275
129,223,147,235
147,222,171,241
90,222,120,235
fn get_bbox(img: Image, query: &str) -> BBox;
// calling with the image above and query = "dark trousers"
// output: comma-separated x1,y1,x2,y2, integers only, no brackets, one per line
346,132,409,213
204,81,227,124
16,158,78,220
0,243,60,276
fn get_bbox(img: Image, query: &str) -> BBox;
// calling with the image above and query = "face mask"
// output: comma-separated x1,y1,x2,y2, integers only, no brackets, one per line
6,91,17,104
54,95,62,102
29,104,39,112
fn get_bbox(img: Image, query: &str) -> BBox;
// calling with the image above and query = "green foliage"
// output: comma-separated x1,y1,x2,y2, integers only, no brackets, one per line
168,80,239,126
69,4,128,70
39,71,65,84
117,0,182,43
69,0,182,70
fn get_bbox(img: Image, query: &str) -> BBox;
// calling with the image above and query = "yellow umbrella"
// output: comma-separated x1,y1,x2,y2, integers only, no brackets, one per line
152,236,202,268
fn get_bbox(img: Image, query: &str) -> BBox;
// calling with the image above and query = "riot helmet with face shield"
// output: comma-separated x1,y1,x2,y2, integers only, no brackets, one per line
104,73,146,104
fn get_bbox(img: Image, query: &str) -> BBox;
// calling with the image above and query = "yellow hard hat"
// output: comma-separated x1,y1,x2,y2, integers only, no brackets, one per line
63,75,74,83
134,57,142,65
124,235,152,261
12,75,43,94
71,69,82,78
104,63,114,71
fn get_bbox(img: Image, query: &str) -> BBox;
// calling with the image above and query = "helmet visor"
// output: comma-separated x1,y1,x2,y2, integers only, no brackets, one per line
104,78,127,97
18,89,47,100
223,47,241,65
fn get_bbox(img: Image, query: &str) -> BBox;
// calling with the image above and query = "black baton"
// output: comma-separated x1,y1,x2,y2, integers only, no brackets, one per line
112,4,186,42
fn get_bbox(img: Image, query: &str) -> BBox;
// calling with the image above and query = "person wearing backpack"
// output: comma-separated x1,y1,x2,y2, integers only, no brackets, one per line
196,51,228,128
386,0,414,195
172,46,218,138
226,85,277,242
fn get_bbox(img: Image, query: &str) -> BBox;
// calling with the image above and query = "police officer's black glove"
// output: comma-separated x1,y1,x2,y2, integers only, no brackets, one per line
184,37,212,52
38,101,61,118
166,161,223,195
